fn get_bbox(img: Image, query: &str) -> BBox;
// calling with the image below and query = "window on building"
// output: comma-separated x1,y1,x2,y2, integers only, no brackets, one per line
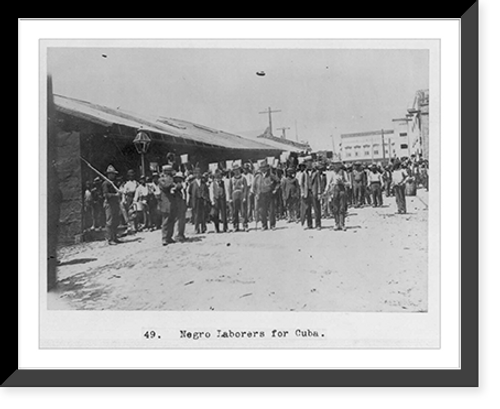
364,151,370,156
374,150,379,155
401,144,408,149
354,152,359,157
346,153,351,158
400,132,407,137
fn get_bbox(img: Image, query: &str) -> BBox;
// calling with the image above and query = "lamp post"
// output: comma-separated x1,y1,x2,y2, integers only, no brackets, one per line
133,129,151,178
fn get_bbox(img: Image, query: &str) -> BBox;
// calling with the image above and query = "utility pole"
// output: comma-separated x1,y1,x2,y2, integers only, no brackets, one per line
277,126,290,140
259,107,281,136
381,128,386,163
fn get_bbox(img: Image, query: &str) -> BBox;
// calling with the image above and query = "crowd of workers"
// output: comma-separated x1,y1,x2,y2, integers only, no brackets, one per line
83,154,428,246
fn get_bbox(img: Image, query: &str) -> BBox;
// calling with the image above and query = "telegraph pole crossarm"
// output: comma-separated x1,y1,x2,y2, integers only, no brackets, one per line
259,107,281,136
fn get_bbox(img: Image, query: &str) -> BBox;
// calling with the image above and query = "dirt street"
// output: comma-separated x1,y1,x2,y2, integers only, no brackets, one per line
49,191,428,312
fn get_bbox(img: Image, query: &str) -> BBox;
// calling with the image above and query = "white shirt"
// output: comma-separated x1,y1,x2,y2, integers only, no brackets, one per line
367,171,382,183
123,180,138,195
392,169,408,184
134,184,149,202
244,173,254,194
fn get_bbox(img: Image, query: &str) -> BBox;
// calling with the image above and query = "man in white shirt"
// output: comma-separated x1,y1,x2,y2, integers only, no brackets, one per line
367,164,383,207
391,161,409,214
243,163,255,223
134,176,150,230
328,162,348,231
123,169,139,233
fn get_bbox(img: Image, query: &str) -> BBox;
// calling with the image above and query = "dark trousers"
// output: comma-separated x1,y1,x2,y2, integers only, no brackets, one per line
213,197,228,233
370,182,383,207
346,186,353,206
331,186,347,228
285,197,299,222
300,195,313,228
384,180,392,197
232,195,248,229
176,199,187,238
364,185,371,205
193,199,206,233
353,182,364,207
83,205,93,230
258,192,276,229
246,193,255,222
312,195,322,228
104,201,120,242
161,210,177,242
92,202,104,228
393,184,407,214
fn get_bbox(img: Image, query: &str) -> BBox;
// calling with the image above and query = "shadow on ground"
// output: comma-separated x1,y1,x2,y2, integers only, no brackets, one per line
58,258,97,267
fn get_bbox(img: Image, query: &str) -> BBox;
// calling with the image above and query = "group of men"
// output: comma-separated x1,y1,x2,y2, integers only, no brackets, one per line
88,155,426,246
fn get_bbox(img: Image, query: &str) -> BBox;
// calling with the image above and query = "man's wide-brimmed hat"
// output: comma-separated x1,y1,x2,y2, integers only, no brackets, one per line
106,165,118,174
232,163,242,171
173,172,185,180
162,164,173,172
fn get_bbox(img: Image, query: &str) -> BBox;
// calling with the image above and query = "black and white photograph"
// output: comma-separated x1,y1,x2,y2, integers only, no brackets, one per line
39,38,441,350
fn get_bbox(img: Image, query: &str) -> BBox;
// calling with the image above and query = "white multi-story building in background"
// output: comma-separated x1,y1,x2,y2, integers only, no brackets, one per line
340,129,395,164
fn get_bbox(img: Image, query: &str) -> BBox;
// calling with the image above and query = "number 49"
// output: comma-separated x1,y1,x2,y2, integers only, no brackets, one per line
144,330,156,339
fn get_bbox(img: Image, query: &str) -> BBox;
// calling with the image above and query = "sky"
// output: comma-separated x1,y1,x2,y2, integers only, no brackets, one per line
47,46,429,151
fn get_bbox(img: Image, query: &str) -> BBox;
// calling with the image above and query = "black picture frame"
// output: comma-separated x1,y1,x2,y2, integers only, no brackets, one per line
9,10,478,387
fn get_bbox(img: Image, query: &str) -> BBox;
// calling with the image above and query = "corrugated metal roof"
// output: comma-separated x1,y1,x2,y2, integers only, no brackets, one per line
54,94,283,152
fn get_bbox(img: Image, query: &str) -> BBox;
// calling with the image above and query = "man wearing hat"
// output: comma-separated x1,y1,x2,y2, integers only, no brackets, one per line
328,162,348,231
298,156,314,230
343,163,353,207
391,160,409,214
122,169,139,233
367,164,384,207
102,165,122,245
158,164,177,245
310,162,325,230
352,162,366,208
243,163,255,224
147,172,161,230
188,167,209,234
281,167,300,223
172,172,187,241
91,176,105,230
229,163,248,232
382,164,393,197
253,160,280,230
209,168,228,233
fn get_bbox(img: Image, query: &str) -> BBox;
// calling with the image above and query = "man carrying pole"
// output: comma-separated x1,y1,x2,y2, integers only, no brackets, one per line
102,165,122,245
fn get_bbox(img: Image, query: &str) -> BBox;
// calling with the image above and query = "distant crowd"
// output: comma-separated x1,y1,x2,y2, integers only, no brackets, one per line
83,154,428,246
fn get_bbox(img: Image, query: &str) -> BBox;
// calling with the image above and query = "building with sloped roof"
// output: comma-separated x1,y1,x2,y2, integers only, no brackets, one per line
49,94,286,244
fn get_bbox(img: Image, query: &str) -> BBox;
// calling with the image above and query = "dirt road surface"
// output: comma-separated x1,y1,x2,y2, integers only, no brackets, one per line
49,191,428,312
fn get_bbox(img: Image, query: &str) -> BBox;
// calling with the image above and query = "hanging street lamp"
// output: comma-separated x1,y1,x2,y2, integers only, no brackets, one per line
133,129,151,178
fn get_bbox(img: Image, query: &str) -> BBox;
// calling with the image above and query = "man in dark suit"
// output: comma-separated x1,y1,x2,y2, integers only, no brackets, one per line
253,161,280,230
281,168,300,223
311,162,326,230
299,157,314,230
352,162,365,208
210,168,228,233
158,164,176,246
189,167,209,234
